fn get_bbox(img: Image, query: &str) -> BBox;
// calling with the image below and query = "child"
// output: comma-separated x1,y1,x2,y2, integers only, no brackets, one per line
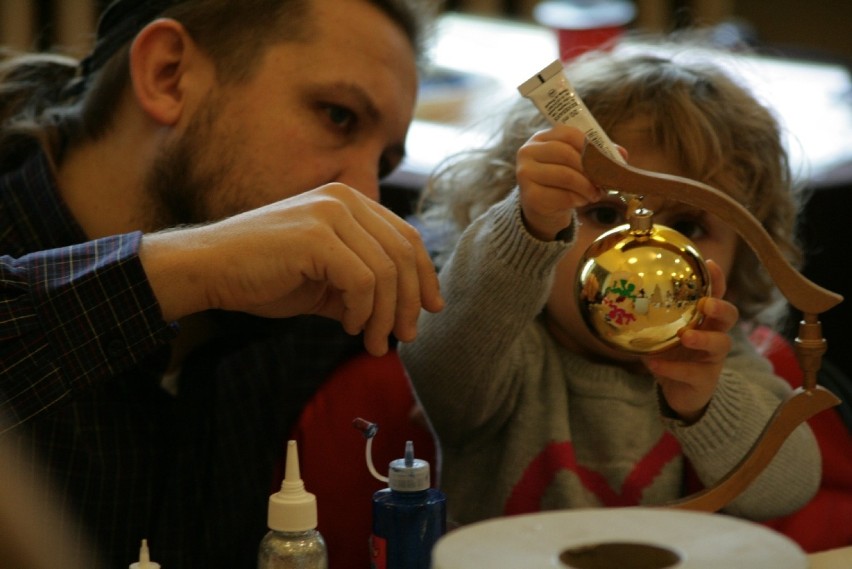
399,45,820,528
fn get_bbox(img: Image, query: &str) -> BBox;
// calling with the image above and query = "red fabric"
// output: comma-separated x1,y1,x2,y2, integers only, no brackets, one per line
280,350,436,569
751,327,852,552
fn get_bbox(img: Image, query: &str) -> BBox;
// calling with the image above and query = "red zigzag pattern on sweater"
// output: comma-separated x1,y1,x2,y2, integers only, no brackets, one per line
504,433,682,514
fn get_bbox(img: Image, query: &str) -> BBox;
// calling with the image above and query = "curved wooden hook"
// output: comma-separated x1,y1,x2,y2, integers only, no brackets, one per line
668,386,840,512
581,141,843,513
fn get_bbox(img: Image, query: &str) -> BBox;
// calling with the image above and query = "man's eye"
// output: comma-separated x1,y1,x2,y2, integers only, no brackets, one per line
325,105,355,130
583,205,625,227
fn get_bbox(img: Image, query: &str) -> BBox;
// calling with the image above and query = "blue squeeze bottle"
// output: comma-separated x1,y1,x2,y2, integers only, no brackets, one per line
354,419,446,569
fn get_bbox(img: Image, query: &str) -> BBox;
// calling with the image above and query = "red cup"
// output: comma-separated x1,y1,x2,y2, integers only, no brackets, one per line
534,0,636,61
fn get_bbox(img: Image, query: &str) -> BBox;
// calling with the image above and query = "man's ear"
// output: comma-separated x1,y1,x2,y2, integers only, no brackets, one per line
129,19,210,126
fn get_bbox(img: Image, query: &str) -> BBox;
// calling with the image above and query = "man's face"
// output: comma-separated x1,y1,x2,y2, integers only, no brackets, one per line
144,0,418,228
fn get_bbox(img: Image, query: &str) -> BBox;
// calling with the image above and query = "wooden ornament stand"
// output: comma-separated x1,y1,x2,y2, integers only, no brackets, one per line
582,142,844,512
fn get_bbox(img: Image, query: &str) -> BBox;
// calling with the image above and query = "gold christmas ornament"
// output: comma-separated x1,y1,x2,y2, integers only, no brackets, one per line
577,205,710,354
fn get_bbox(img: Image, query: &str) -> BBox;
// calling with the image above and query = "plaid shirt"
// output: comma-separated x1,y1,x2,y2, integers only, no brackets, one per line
1,150,362,568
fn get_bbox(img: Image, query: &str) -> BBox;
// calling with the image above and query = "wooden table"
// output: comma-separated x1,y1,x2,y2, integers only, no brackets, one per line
809,545,852,568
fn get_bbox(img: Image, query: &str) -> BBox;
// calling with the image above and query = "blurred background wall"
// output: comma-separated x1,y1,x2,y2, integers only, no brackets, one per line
450,0,851,63
1,1,850,63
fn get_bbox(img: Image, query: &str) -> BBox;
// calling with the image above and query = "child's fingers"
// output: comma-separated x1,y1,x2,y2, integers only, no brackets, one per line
516,138,601,207
694,296,739,335
689,258,738,333
530,123,588,148
517,137,584,175
705,259,726,299
679,327,733,357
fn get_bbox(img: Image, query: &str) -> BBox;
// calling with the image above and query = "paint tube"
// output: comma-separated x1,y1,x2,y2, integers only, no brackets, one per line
518,59,625,164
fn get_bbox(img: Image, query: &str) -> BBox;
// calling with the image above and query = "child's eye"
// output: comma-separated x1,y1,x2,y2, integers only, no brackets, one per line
581,204,626,228
669,218,707,241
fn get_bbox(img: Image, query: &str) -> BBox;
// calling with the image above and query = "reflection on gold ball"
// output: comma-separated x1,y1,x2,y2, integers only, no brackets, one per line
576,223,710,354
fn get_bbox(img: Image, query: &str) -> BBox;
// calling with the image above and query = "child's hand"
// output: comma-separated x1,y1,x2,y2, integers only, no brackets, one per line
515,124,603,241
641,260,739,424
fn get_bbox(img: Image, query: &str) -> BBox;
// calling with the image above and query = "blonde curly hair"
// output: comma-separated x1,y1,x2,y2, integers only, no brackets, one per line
420,44,801,324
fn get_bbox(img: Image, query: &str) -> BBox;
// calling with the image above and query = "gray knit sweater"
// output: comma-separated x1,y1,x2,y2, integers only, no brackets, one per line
400,190,820,527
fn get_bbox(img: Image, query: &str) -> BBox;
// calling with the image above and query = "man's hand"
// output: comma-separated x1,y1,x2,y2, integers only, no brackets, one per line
141,183,443,356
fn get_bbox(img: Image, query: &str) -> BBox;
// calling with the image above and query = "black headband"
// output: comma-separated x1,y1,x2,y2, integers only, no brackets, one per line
81,0,176,76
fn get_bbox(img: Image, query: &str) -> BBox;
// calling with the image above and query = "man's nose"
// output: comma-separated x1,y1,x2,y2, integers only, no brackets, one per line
339,163,381,202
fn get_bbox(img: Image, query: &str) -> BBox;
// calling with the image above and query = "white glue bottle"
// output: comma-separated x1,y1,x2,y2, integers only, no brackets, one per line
129,539,160,569
258,440,328,569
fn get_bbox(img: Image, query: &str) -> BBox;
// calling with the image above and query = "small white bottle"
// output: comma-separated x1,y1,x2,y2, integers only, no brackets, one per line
129,539,161,569
258,440,328,569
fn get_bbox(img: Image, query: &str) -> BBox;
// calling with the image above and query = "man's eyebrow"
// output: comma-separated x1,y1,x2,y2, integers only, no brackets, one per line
324,81,381,123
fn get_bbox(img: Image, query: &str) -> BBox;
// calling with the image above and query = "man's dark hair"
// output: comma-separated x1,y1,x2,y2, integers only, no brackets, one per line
0,0,438,170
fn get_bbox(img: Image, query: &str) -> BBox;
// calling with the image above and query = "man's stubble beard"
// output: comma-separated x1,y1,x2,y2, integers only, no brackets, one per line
141,92,246,232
